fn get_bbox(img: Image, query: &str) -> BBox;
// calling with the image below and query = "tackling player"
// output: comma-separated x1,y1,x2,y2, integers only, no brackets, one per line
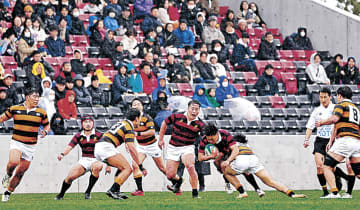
1,88,50,202
94,108,146,200
130,98,166,196
55,116,110,200
316,86,360,198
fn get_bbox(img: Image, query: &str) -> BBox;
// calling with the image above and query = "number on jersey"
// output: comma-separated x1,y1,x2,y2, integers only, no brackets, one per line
109,122,124,134
348,105,360,124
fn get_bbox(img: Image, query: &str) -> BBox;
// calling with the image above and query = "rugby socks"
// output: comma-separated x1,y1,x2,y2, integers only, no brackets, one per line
110,183,120,192
4,190,12,196
192,189,198,197
223,175,230,184
237,185,245,194
85,175,98,194
115,169,121,177
330,188,338,195
317,174,328,195
347,175,355,195
198,174,205,189
334,167,348,181
286,190,295,197
169,178,177,185
135,177,143,192
243,174,260,190
59,181,71,197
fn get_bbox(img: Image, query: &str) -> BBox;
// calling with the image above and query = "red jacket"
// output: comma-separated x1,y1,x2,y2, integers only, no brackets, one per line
57,90,77,120
140,70,158,95
168,6,180,21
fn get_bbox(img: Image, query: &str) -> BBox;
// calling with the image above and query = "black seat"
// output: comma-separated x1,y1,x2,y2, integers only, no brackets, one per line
242,96,258,106
282,95,298,108
216,120,233,131
230,120,245,132
105,119,119,128
0,122,6,134
348,85,360,95
203,83,218,90
353,95,360,106
270,108,286,120
256,96,271,108
203,108,218,120
296,120,308,132
106,107,124,119
295,95,311,108
230,72,245,83
12,81,25,93
167,83,180,96
321,61,331,69
258,120,272,133
92,107,109,119
270,120,286,134
217,108,232,120
4,120,14,133
78,107,95,118
87,46,100,57
293,61,306,72
99,83,111,91
284,108,298,120
277,83,286,96
284,120,298,133
95,119,108,133
122,95,136,106
243,120,259,132
244,84,258,96
64,120,80,135
317,51,332,61
14,70,27,81
296,108,311,120
259,108,271,120
294,72,307,94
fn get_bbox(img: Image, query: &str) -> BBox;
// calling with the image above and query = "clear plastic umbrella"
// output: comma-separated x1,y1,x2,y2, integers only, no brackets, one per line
224,98,261,121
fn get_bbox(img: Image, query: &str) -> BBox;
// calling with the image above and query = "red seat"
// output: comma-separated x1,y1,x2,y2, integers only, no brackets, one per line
65,46,73,57
72,46,89,58
132,58,143,68
268,61,284,81
282,61,297,73
269,96,286,108
109,70,118,81
281,72,298,94
278,50,294,61
266,28,280,36
226,71,233,84
255,60,268,75
57,57,71,65
70,35,89,47
305,50,317,60
78,14,90,24
232,84,246,96
242,72,258,84
178,48,186,58
43,57,60,70
102,70,112,80
84,58,100,68
246,28,255,37
254,28,265,39
292,50,307,61
98,58,113,70
177,83,194,97
219,6,229,17
4,69,13,75
249,38,261,50
77,3,88,10
0,56,17,70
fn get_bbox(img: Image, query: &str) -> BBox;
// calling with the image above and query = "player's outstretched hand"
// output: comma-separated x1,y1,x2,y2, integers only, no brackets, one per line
326,142,332,152
158,140,164,150
221,160,230,169
105,166,111,175
292,194,307,198
315,120,321,127
57,154,63,161
303,140,310,148
142,169,148,177
40,130,47,138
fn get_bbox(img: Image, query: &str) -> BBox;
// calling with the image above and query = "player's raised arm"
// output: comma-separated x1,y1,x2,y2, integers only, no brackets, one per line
224,144,239,166
0,112,10,123
316,114,340,127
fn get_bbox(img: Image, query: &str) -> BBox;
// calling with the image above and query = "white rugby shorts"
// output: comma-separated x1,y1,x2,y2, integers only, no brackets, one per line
9,140,36,161
230,155,264,174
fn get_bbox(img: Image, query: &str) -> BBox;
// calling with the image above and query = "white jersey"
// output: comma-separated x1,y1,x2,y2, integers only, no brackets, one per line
306,103,335,138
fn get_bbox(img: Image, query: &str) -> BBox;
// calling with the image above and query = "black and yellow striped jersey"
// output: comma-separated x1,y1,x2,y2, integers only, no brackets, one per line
4,104,49,145
100,119,135,147
134,114,156,146
333,99,360,140
238,143,254,155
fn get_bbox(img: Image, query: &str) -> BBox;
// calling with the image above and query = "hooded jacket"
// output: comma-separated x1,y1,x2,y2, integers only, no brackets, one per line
202,25,225,45
57,90,77,120
305,53,329,84
112,67,131,104
193,84,211,108
104,15,120,31
194,12,207,37
101,31,116,58
215,76,239,105
149,90,169,119
341,57,359,85
41,76,52,93
39,87,56,121
325,54,342,84
293,27,313,50
151,76,171,102
70,15,86,35
232,38,251,65
128,67,143,93
73,74,92,105
50,113,66,135
141,69,158,95
70,50,87,76
86,16,98,36
134,0,153,18
174,27,195,48
254,71,279,96
257,38,278,60
141,14,162,34
206,88,220,108
87,82,106,106
27,62,47,94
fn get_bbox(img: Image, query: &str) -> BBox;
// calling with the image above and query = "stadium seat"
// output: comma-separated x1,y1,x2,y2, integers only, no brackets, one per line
243,84,258,96
12,81,25,92
321,61,331,69
295,95,311,108
203,83,218,90
256,96,271,108
203,108,218,120
94,119,108,133
70,35,89,47
281,72,298,94
65,46,73,57
270,120,286,134
106,107,123,119
177,83,194,97
78,107,95,118
317,51,332,61
122,95,136,106
284,108,298,120
278,50,294,61
296,108,311,120
255,60,268,75
132,58,143,68
92,107,109,119
87,46,101,58
246,28,256,37
293,61,307,72
242,95,258,106
258,120,272,133
230,72,245,83
282,95,298,108
348,85,360,95
282,61,297,73
270,108,286,120
284,120,299,133
296,120,308,133
215,120,233,131
353,95,360,106
57,57,71,66
14,70,27,82
4,120,14,133
219,6,229,17
230,120,245,132
243,120,259,132
64,120,80,135
0,122,6,134
44,57,60,70
269,96,286,108
305,50,317,60
292,50,307,61
84,58,100,67
232,84,246,96
259,108,271,120
0,56,18,70
242,72,258,84
218,108,232,120
105,119,119,128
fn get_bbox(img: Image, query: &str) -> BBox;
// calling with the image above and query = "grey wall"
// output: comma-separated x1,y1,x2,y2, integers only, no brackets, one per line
219,0,360,59
0,135,359,194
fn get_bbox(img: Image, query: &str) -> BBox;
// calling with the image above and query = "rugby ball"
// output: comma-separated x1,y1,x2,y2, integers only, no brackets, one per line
205,144,218,156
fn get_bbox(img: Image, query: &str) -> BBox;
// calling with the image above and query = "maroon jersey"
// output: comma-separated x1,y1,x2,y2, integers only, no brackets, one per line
199,130,236,157
68,130,103,158
165,113,205,147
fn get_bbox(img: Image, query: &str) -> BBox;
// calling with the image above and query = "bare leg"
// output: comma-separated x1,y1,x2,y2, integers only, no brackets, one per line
324,152,345,192
8,159,31,192
153,156,166,175
182,153,198,190
6,149,22,177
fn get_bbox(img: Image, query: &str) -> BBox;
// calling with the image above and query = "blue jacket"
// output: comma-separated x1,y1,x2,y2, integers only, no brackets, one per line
134,0,153,18
215,76,240,106
45,36,65,57
104,4,122,16
232,42,251,65
86,16,98,36
128,73,143,93
141,15,162,34
56,15,72,31
152,76,172,102
192,84,211,108
38,46,50,56
104,16,120,31
174,28,195,48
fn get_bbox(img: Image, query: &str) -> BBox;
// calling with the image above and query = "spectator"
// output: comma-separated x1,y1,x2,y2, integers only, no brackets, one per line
0,74,19,105
158,0,178,26
38,86,56,122
220,9,237,33
6,16,23,39
36,34,50,57
56,62,76,80
0,2,11,22
185,45,197,64
40,76,52,92
118,6,134,35
193,84,210,108
180,0,201,26
236,1,256,26
89,19,105,47
206,88,220,108
182,55,199,83
24,18,33,34
0,30,17,56
194,12,207,38
87,75,106,106
149,90,172,128
325,54,343,84
53,76,67,104
305,53,330,85
195,42,209,61
42,5,57,33
24,51,55,78
223,21,239,46
166,54,186,83
168,0,180,22
0,87,11,113
237,18,247,34
137,35,161,58
201,0,219,16
101,30,116,58
70,49,87,76
122,30,139,57
58,18,70,45
58,0,76,13
69,7,85,35
56,6,72,31
104,8,120,33
341,57,359,85
32,19,47,43
141,62,158,95
174,19,195,48
215,76,240,106
128,63,143,93
195,52,216,83
231,32,257,74
111,42,132,70
12,0,26,17
35,0,52,19
45,25,65,57
141,7,162,34
73,74,92,106
210,39,229,66
152,75,171,102
209,54,226,81
103,0,122,17
50,113,66,135
86,16,98,36
82,0,102,15
112,64,132,105
257,32,279,60
134,0,153,19
254,64,279,96
27,62,47,94
283,27,313,50
57,90,77,120
17,27,37,63
202,16,225,45
249,2,266,28
162,23,180,48
65,77,74,90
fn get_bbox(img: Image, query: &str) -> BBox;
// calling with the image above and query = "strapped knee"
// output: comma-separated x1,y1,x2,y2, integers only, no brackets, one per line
350,162,360,176
324,155,339,168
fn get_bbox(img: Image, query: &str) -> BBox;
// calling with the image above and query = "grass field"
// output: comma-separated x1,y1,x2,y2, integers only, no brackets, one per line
1,190,360,210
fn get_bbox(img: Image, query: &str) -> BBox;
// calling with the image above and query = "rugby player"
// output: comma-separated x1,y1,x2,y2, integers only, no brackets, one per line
94,108,146,200
201,125,306,198
304,87,350,197
1,88,50,202
198,124,265,197
55,116,110,200
159,100,205,198
130,98,166,196
316,86,360,198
